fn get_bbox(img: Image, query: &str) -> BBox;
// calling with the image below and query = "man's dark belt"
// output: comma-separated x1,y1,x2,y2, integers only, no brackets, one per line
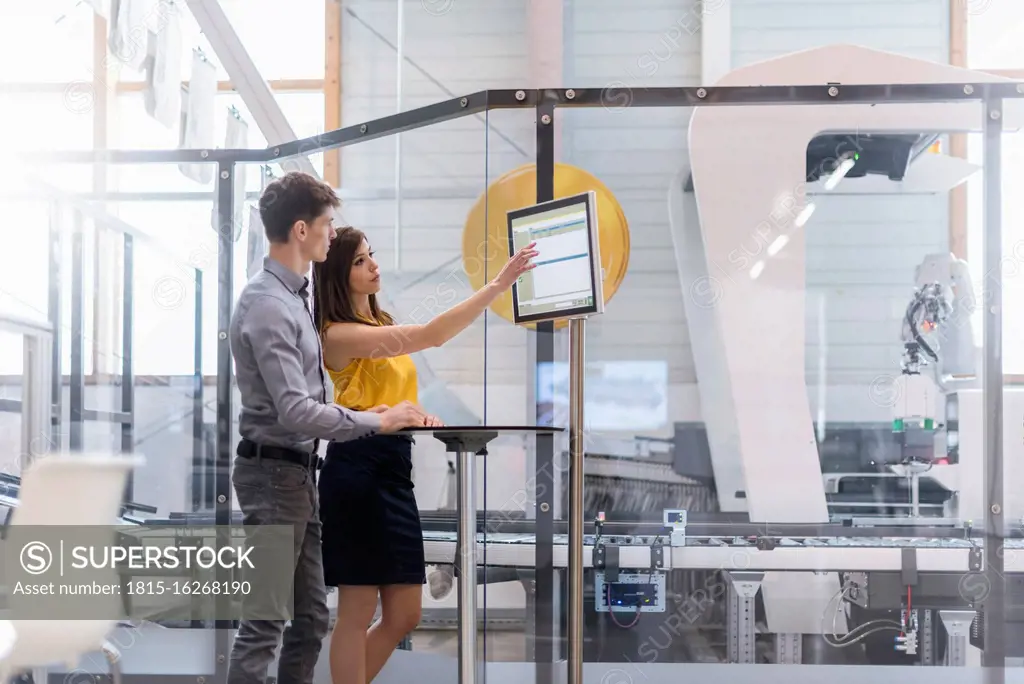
237,439,320,469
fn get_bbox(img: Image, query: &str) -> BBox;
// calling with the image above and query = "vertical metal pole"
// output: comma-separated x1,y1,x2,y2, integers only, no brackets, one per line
393,0,405,271
981,95,1005,682
910,472,921,519
457,442,478,684
48,202,62,451
567,318,585,684
193,268,205,512
215,162,235,684
121,234,135,500
815,292,827,443
921,610,934,666
534,96,557,684
69,211,85,452
21,325,52,468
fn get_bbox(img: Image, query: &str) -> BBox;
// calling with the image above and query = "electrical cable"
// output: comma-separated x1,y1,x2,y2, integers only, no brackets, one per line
904,299,938,362
902,284,951,365
821,581,901,648
606,584,642,629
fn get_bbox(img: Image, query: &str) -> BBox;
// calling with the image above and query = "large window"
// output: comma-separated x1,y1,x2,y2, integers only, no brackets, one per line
219,0,326,81
104,90,324,376
967,0,1024,70
0,0,327,377
967,1,1024,373
0,1,93,82
0,89,94,375
108,0,326,84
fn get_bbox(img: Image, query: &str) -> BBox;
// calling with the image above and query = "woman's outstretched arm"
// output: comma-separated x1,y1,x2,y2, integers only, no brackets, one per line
324,242,538,359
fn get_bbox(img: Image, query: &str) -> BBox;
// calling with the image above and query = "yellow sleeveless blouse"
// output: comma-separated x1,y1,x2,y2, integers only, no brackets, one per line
323,320,419,411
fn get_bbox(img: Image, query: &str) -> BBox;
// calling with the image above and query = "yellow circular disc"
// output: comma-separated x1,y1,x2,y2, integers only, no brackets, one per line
461,163,630,328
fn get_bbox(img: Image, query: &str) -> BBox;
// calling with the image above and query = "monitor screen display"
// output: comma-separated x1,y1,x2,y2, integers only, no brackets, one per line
508,192,602,324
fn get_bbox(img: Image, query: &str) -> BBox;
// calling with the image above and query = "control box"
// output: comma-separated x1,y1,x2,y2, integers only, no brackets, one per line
595,572,666,613
663,508,687,547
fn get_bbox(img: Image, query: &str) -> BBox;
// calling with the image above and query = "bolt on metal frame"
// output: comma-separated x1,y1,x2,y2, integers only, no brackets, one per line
26,82,1023,684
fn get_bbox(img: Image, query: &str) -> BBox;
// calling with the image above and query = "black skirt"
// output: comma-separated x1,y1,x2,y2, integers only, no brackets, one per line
318,434,426,587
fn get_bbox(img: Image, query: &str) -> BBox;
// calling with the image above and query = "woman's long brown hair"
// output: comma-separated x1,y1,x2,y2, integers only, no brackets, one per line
311,226,395,335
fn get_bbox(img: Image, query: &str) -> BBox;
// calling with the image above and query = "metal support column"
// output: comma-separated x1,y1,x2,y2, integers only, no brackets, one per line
456,440,479,684
192,268,205,512
533,96,557,684
214,162,235,684
567,318,585,684
47,202,62,451
981,95,1005,680
726,572,763,664
774,633,802,664
69,211,85,451
121,234,135,501
393,0,404,270
941,610,976,666
430,428,512,684
521,574,537,660
921,609,935,665
3,315,55,468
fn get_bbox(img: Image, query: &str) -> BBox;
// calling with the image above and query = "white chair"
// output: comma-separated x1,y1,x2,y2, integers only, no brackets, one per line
0,454,138,684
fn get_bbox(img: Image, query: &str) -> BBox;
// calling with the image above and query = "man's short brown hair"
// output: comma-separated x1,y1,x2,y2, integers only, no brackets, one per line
259,171,340,244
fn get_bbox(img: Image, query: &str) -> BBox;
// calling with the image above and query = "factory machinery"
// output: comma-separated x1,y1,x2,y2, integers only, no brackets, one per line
0,479,1007,668
6,44,1024,683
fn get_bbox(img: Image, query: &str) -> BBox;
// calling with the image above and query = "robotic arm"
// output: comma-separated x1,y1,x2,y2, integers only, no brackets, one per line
900,282,952,377
891,254,978,513
900,253,977,387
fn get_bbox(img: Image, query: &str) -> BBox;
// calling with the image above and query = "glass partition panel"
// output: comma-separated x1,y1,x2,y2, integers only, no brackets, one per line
3,85,1019,684
4,160,222,681
391,113,490,669
477,105,550,678
997,105,1023,671
536,96,1002,680
229,115,494,679
963,108,1024,670
557,102,696,679
0,328,25,477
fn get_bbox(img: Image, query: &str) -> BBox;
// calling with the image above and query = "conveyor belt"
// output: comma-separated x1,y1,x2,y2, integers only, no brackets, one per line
421,531,998,572
0,486,1001,576
105,511,1014,574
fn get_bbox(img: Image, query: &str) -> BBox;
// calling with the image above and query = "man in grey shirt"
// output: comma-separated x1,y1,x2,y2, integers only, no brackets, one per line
227,171,426,684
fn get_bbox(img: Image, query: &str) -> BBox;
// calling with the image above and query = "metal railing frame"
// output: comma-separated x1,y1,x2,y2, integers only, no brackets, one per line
0,313,53,470
24,83,1024,683
1,186,208,511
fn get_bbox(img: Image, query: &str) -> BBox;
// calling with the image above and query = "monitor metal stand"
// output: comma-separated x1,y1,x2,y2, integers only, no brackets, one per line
421,424,563,684
567,316,585,684
426,428,496,684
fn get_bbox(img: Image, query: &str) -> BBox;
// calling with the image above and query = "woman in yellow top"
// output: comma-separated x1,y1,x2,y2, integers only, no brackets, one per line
310,226,537,684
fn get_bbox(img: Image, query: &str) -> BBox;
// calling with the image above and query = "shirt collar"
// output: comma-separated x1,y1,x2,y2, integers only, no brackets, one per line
264,256,309,296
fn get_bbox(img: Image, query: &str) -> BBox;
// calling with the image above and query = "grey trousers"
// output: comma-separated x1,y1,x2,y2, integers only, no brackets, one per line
227,454,330,684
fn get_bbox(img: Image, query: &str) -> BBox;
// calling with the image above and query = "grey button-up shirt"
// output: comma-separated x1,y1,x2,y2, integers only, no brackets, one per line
230,256,381,453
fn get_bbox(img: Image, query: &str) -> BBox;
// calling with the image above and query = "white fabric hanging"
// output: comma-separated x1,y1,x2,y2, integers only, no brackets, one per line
143,0,182,128
226,108,249,227
210,108,251,242
246,204,267,281
178,49,217,184
108,0,154,71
